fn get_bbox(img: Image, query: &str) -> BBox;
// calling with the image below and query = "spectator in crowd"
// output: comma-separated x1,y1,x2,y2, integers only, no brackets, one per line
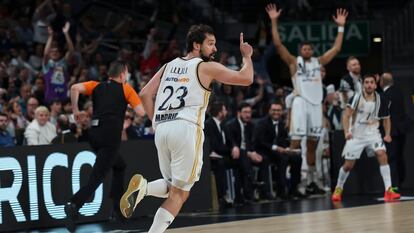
212,84,238,119
140,27,160,77
42,22,74,103
0,112,15,147
62,98,72,114
33,76,46,104
160,38,181,64
49,98,62,126
83,100,93,118
52,113,77,144
18,84,32,114
24,105,56,145
32,0,56,44
29,44,44,71
122,109,144,140
274,87,284,100
76,110,90,142
6,99,28,145
25,96,39,122
15,16,34,47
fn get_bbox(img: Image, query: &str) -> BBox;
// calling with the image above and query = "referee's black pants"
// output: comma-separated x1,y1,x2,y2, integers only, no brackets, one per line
70,127,125,212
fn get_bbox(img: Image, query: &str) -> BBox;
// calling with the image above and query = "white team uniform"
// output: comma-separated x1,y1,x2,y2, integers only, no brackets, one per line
290,56,323,138
342,93,387,160
153,57,211,191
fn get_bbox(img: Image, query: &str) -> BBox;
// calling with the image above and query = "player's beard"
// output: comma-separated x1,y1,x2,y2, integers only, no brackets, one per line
365,88,374,95
200,48,215,62
302,55,311,61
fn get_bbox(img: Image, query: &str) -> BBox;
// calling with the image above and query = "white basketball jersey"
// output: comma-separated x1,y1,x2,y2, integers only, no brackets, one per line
153,57,211,129
292,56,322,105
350,98,379,137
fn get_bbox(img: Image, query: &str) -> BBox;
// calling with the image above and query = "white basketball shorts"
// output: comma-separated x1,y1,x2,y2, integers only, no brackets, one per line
154,119,204,191
342,133,386,160
290,96,323,138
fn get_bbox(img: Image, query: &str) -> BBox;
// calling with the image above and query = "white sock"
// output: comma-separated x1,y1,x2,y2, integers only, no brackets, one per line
380,165,392,191
147,179,169,198
148,207,175,233
307,165,316,185
336,167,350,189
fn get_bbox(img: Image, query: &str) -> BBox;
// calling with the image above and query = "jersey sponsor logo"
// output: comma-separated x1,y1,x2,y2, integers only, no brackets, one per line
170,67,188,75
154,113,178,122
165,76,190,83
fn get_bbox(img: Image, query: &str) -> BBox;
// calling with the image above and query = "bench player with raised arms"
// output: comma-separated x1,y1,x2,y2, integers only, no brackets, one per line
266,4,348,192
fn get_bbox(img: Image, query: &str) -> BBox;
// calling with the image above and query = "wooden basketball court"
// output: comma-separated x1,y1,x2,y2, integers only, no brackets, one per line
167,201,414,233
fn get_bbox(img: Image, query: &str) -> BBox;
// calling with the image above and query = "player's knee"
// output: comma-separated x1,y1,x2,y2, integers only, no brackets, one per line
376,151,388,164
169,186,190,203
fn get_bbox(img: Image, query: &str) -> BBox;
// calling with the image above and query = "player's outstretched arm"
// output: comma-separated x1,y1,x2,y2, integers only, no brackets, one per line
265,4,296,68
199,33,253,86
319,8,348,66
139,65,166,120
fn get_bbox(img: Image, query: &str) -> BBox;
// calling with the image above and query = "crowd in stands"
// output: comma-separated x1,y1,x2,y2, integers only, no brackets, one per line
0,0,409,207
0,0,167,146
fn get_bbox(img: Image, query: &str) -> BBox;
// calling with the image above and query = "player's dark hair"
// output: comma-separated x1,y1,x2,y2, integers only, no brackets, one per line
186,24,215,53
362,74,376,82
300,41,313,49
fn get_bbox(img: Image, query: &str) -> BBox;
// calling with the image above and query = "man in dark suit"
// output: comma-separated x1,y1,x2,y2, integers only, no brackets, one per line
254,101,303,199
204,102,231,207
225,102,267,202
380,73,407,188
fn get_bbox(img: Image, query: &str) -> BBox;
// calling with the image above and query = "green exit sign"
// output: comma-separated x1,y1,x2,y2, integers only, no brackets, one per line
278,21,370,57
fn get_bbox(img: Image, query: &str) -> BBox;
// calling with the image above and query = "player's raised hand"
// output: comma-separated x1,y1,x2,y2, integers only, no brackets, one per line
62,22,70,34
240,33,253,58
333,8,348,26
265,3,282,20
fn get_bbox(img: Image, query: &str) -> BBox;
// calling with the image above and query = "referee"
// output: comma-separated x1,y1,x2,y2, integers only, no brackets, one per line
65,61,145,231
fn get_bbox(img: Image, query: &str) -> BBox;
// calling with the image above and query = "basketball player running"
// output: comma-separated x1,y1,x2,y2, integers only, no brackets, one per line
331,75,400,202
266,4,348,191
120,25,254,233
